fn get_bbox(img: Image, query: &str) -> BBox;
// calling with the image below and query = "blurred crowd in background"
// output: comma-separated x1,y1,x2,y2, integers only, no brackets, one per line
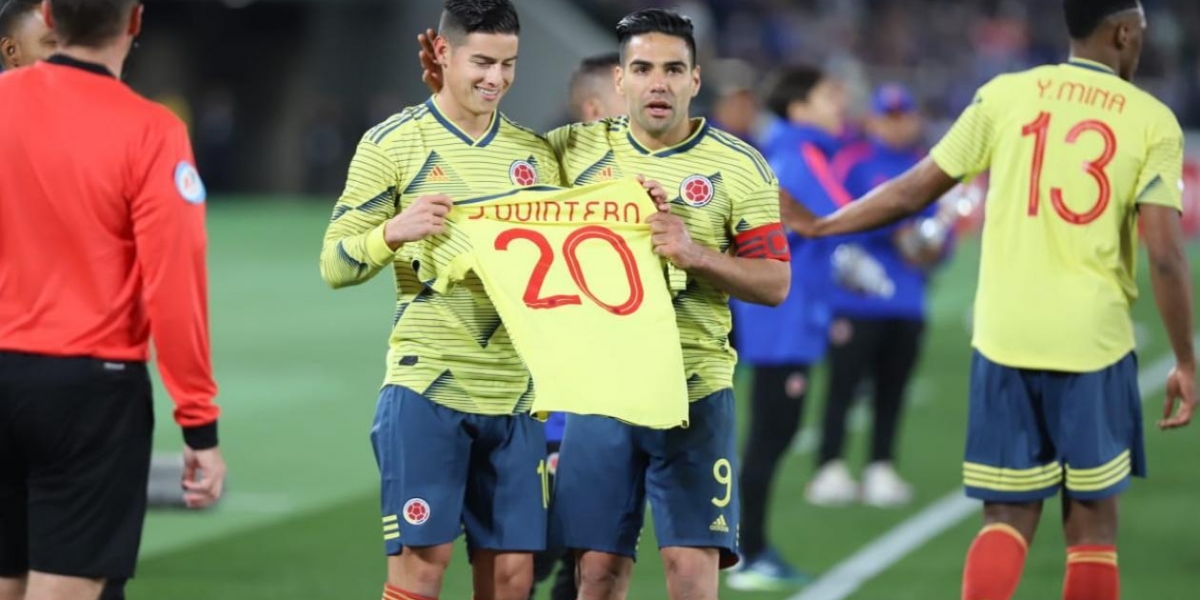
126,0,1200,196
578,0,1200,120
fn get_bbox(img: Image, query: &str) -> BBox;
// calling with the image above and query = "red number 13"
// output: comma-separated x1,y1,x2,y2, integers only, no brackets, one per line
1021,111,1117,225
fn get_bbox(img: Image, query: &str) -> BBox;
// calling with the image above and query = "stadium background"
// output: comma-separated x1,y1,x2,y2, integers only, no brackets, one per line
118,0,1199,598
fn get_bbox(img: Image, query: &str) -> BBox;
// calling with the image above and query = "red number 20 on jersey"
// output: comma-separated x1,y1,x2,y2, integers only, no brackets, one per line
495,225,645,316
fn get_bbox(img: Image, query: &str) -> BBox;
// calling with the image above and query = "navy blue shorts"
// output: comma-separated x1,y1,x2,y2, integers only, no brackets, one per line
964,351,1146,503
370,385,548,555
551,390,739,567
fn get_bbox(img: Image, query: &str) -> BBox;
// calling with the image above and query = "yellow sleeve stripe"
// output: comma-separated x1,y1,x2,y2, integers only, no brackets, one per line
383,523,399,533
368,105,429,144
382,515,398,524
929,150,966,181
979,523,1028,550
1135,174,1181,209
708,130,772,184
384,532,401,541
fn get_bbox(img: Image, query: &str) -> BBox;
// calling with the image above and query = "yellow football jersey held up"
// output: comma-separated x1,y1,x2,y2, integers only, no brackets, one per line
548,117,785,402
319,98,563,415
412,178,690,429
931,58,1185,373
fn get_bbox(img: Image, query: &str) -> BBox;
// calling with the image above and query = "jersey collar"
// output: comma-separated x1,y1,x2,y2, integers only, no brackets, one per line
424,96,502,147
1065,57,1118,77
626,118,709,158
46,54,115,79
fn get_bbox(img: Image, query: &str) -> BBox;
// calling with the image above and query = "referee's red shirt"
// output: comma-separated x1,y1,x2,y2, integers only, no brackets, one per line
0,56,219,444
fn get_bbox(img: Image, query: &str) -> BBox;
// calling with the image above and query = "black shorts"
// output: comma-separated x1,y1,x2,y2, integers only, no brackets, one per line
0,351,154,580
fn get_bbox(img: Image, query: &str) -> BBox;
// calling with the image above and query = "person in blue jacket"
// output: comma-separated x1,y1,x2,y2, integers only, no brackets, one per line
728,64,849,592
806,84,957,509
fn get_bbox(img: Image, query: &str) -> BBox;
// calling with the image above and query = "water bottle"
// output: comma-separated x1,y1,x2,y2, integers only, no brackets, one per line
896,190,977,261
832,244,895,298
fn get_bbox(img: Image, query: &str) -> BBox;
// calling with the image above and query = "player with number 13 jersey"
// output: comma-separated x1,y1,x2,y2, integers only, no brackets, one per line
806,3,1195,597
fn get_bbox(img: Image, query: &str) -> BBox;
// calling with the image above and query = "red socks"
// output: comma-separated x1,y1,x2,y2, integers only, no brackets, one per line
962,523,1029,600
383,583,437,600
1063,545,1119,600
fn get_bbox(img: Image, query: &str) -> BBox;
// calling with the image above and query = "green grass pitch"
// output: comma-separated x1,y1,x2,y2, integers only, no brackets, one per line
127,200,1200,599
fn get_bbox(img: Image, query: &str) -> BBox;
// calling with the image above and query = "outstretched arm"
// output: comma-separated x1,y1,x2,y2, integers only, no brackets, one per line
808,157,959,237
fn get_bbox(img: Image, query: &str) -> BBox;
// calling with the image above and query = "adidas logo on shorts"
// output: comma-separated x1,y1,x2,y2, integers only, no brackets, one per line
709,514,729,533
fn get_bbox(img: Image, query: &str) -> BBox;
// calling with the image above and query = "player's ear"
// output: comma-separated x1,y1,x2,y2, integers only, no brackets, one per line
433,34,451,67
583,99,602,123
691,64,702,99
615,66,626,95
1111,22,1126,51
0,39,16,68
41,1,54,31
129,3,144,37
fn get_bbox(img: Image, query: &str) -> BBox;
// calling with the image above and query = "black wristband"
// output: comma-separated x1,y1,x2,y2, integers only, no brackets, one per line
183,422,219,450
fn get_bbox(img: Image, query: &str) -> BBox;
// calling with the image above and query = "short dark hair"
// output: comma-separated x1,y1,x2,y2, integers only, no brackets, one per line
439,0,520,44
615,9,697,67
763,65,825,120
569,52,620,116
0,0,42,38
570,52,620,93
1063,0,1140,39
48,0,137,47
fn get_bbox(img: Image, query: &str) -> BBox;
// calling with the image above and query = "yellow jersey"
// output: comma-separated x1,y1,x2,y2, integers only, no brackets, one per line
320,97,563,414
413,179,690,428
931,58,1185,372
549,117,785,401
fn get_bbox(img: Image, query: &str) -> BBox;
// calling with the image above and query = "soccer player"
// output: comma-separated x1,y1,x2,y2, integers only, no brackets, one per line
0,0,55,71
567,51,623,123
321,2,601,599
801,2,1195,599
414,39,658,600
0,2,226,600
727,63,848,591
547,10,790,600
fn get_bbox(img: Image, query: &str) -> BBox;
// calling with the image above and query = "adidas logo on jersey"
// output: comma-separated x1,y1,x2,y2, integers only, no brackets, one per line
597,166,615,181
429,166,449,183
709,514,729,533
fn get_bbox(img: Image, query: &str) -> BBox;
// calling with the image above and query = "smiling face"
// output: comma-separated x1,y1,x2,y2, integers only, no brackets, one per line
437,31,518,117
616,32,700,140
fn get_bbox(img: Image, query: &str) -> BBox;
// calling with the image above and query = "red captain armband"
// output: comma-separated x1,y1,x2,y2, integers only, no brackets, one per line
734,223,790,261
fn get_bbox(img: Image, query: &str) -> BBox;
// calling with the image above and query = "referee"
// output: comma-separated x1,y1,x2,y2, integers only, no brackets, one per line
0,2,225,600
